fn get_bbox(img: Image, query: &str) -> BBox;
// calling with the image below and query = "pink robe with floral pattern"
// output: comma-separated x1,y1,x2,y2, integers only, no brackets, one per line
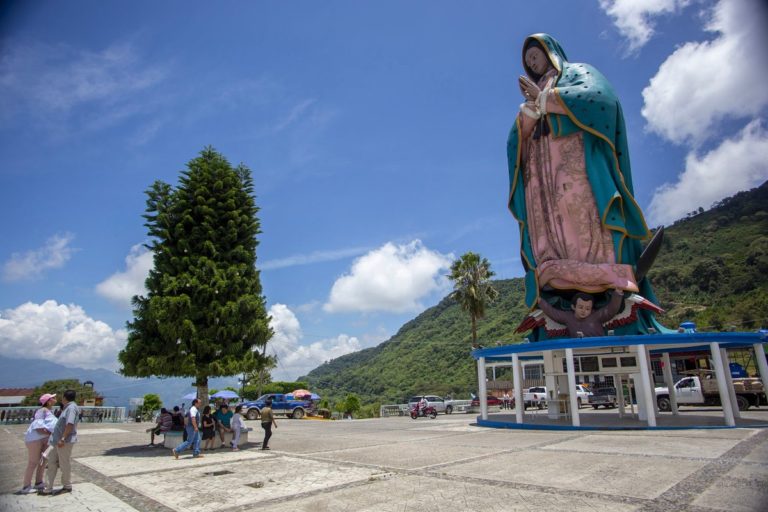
520,71,638,294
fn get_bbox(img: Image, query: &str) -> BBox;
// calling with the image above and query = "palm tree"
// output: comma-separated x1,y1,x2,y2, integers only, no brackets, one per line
448,252,499,349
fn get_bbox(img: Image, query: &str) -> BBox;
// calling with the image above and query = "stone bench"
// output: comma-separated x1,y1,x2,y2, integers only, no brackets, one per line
219,428,250,447
162,429,251,449
162,430,185,450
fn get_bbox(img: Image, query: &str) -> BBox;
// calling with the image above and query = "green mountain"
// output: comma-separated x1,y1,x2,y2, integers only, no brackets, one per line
302,182,768,405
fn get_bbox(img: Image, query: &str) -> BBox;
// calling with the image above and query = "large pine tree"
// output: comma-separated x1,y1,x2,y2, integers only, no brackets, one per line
119,147,272,403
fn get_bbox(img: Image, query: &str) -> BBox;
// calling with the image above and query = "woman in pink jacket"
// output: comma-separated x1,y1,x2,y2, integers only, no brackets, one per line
20,393,58,494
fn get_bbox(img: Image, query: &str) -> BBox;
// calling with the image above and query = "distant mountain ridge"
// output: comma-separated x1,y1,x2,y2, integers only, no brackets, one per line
0,355,238,409
303,181,768,405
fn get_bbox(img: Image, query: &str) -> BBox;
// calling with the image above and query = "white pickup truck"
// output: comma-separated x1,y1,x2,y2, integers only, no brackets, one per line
523,385,592,409
655,372,766,411
523,386,547,409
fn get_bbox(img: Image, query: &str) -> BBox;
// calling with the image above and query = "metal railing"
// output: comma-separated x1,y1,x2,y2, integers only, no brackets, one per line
0,406,127,425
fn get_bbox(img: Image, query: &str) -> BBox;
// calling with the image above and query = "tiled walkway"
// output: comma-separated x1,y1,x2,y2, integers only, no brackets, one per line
1,409,767,511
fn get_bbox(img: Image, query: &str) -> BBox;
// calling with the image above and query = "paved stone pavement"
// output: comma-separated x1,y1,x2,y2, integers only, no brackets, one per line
2,409,768,511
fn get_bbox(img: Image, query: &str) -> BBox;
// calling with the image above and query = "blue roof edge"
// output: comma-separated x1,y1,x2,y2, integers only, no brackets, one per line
471,332,768,360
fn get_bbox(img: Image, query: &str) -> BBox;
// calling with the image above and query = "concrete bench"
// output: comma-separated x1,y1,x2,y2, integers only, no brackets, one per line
162,429,252,449
162,430,185,450
220,428,250,447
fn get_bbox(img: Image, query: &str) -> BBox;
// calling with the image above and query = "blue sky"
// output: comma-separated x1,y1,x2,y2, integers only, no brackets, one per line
1,0,767,380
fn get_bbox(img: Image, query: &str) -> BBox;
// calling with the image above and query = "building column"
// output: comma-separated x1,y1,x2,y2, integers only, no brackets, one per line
614,374,625,418
710,343,735,427
565,348,580,427
646,346,659,414
720,348,741,420
543,350,558,419
478,357,488,420
512,354,523,424
661,352,679,415
754,343,768,397
637,344,657,427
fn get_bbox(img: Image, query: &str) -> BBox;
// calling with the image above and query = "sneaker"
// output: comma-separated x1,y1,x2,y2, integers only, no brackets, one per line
192,454,204,458
261,446,270,450
19,486,36,494
232,447,239,451
171,449,179,460
38,489,53,496
34,482,45,490
53,487,72,496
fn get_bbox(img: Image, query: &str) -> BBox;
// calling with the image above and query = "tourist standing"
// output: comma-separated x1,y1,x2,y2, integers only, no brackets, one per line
41,390,80,495
20,393,57,494
260,399,277,450
230,405,244,451
172,398,202,459
201,406,216,451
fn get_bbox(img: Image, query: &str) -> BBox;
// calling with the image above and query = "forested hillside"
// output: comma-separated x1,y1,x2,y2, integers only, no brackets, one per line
302,182,768,406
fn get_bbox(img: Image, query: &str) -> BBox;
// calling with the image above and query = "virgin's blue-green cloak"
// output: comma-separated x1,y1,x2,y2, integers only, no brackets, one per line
507,34,662,335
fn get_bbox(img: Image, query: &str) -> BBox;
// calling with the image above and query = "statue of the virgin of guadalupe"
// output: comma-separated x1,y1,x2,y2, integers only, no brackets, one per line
507,34,666,339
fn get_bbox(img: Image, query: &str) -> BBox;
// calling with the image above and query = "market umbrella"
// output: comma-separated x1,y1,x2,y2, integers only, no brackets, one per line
211,390,239,399
181,392,198,400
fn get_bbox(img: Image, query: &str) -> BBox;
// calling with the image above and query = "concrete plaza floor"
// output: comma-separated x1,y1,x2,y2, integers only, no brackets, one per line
1,408,767,511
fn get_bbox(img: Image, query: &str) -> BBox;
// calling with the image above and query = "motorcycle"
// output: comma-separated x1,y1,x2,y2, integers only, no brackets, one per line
410,403,437,419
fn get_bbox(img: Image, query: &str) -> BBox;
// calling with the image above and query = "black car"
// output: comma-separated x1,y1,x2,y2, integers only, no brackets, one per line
588,386,618,409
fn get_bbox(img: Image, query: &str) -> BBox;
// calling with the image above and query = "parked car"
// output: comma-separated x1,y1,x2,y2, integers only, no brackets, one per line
574,385,593,408
470,396,503,407
655,372,766,411
408,395,447,414
588,386,618,409
240,393,314,420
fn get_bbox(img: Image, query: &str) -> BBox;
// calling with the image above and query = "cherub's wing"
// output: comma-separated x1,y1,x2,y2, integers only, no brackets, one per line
603,294,664,330
515,309,567,338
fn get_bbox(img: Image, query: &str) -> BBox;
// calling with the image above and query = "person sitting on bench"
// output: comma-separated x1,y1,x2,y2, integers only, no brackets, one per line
147,408,173,446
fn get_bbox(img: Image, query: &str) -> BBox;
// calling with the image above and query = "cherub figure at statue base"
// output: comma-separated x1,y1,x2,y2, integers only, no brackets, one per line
538,289,623,338
516,289,664,339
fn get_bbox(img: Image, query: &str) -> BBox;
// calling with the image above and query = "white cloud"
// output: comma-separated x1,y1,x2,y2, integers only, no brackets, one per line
261,245,370,271
599,0,690,52
324,240,453,314
641,0,768,145
647,120,768,225
0,301,126,370
2,233,76,282
273,98,316,132
95,244,153,308
266,304,362,380
0,41,165,114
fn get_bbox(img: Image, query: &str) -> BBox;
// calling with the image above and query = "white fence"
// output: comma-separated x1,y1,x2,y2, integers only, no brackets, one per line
0,406,127,425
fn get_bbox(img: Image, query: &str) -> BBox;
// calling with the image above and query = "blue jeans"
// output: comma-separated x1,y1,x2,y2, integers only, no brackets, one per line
174,428,201,456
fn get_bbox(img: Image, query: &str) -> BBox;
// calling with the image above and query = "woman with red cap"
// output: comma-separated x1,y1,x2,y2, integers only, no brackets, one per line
19,393,57,494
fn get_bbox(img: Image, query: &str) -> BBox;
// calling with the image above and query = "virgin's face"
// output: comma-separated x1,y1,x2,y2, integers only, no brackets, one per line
525,46,549,76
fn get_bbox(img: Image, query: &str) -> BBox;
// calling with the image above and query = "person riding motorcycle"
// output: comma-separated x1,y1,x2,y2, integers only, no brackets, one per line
418,397,429,416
